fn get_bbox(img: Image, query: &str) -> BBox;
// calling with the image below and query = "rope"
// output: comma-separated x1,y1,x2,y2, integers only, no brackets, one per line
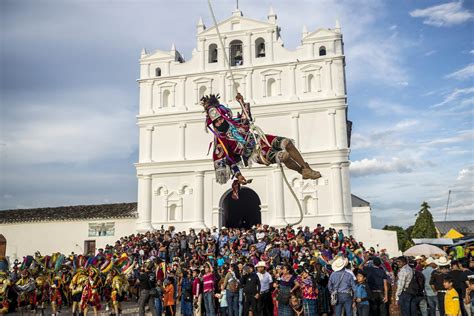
206,0,304,227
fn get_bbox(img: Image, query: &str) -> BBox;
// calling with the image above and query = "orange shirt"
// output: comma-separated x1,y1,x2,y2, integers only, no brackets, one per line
163,283,175,307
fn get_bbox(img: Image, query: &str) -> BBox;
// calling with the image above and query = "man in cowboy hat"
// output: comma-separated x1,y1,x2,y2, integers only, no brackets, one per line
423,257,438,316
430,256,451,316
255,261,273,316
240,263,261,316
328,256,356,316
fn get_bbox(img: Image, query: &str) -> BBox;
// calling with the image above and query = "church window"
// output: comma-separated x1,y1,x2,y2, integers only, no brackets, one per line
230,40,243,66
155,67,162,77
208,44,218,63
266,78,276,97
304,196,313,215
162,89,170,108
199,86,207,100
169,204,177,221
308,74,314,92
319,46,326,56
255,38,265,58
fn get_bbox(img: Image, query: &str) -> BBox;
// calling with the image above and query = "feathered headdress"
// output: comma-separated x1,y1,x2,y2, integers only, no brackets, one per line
201,94,233,127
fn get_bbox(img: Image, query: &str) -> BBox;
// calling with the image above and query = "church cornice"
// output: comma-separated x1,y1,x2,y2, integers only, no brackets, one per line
137,56,345,83
136,96,347,126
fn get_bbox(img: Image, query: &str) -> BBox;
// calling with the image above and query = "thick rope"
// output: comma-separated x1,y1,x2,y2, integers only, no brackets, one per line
206,0,304,227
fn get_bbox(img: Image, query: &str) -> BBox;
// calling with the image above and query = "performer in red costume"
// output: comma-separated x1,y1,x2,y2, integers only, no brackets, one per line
203,93,321,199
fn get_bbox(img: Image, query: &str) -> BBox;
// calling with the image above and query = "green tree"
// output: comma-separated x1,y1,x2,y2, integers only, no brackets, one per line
410,201,437,239
383,225,412,252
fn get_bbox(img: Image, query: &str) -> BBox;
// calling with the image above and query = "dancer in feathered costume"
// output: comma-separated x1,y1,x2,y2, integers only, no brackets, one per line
108,267,128,316
50,275,63,315
0,271,10,314
203,93,321,199
80,266,102,316
70,268,88,315
15,269,37,312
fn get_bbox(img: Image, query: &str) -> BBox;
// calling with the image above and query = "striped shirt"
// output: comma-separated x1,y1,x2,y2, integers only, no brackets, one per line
203,273,215,293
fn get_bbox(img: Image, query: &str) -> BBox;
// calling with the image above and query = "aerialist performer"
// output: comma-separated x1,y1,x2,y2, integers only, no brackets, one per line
202,93,321,199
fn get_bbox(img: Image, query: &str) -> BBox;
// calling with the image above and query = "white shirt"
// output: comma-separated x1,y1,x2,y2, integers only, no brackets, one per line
257,271,273,293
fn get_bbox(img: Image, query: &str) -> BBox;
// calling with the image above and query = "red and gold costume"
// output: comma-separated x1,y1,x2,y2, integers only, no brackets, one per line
15,270,37,310
0,271,10,314
81,267,102,311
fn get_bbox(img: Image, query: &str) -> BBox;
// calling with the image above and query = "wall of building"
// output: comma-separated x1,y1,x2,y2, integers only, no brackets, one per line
0,218,136,261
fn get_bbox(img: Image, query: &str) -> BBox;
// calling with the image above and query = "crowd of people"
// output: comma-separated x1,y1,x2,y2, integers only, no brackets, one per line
0,224,473,316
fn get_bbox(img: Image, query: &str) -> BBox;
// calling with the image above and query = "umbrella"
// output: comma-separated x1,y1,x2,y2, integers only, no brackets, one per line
403,244,447,257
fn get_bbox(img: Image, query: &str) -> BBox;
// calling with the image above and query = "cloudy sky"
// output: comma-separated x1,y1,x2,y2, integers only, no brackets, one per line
1,0,473,228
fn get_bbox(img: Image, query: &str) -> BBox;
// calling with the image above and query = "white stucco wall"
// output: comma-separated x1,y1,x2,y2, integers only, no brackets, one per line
0,218,136,261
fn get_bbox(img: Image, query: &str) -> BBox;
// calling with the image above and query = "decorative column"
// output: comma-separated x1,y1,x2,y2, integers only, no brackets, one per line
325,60,334,96
219,36,227,69
220,73,226,102
273,167,285,225
246,70,254,103
288,64,298,100
181,78,187,110
193,171,206,228
200,38,206,71
178,123,186,160
335,109,348,149
330,164,345,222
267,29,274,62
341,162,352,219
144,126,154,162
327,109,337,149
291,112,300,148
136,175,153,232
245,32,253,66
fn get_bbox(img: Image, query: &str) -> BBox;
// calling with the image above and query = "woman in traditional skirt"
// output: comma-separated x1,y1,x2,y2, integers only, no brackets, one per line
180,270,194,316
314,263,331,316
294,267,318,315
276,264,297,316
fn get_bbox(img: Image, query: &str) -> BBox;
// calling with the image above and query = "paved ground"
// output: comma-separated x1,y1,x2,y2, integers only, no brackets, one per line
7,300,153,315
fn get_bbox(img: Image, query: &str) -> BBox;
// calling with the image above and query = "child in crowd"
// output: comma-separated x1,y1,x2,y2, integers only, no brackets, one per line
163,277,176,316
215,279,228,316
444,276,461,316
354,270,371,316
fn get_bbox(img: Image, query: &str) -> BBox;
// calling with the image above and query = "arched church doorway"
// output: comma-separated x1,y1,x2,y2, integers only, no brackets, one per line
221,188,261,229
0,234,6,257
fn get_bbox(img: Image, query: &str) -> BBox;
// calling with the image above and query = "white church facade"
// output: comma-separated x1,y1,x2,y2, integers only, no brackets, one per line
0,8,399,260
135,8,398,252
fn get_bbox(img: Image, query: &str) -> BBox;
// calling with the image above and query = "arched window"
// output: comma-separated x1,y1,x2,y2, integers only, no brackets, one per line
155,67,162,77
169,204,177,221
229,40,243,66
304,196,313,215
199,86,207,100
308,74,314,92
266,78,276,97
319,46,326,56
255,37,265,58
232,83,240,98
208,44,218,63
162,89,170,108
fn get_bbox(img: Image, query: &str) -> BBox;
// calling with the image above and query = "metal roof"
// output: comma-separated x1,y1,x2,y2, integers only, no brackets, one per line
434,220,474,236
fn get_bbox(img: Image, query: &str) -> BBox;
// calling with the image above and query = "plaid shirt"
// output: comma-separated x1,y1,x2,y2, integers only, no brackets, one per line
396,264,413,298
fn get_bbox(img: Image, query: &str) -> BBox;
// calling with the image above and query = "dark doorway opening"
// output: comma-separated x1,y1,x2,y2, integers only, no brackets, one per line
84,240,96,256
222,188,261,229
0,234,6,257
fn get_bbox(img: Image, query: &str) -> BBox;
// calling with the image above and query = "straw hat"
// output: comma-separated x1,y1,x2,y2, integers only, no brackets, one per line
255,261,267,268
435,256,451,266
331,257,348,272
425,257,435,265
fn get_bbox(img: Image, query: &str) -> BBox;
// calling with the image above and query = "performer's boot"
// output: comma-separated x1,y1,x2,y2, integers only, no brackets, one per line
302,162,322,180
278,152,303,174
284,142,321,179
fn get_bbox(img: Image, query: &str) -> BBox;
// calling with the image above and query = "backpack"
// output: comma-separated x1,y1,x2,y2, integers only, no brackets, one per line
405,270,425,296
228,275,240,293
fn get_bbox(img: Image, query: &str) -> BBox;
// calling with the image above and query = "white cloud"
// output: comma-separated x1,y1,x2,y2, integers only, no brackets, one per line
425,50,437,56
432,87,474,107
410,2,473,27
0,88,137,165
389,24,397,30
445,64,474,80
350,157,426,177
425,130,473,146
